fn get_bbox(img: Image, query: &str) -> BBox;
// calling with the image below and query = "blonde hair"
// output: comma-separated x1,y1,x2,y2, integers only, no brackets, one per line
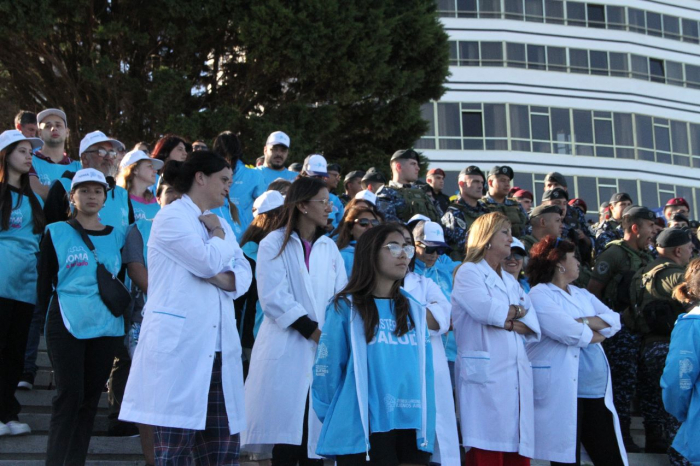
464,212,511,264
117,160,154,200
673,257,700,304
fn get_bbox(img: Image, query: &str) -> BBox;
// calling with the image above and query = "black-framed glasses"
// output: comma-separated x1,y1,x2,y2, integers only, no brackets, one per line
83,148,117,159
417,243,446,255
383,243,415,259
505,253,525,261
354,218,380,227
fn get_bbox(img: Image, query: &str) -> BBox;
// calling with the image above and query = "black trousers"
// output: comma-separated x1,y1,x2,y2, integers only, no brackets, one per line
45,299,120,466
271,394,323,466
0,297,34,423
551,397,625,466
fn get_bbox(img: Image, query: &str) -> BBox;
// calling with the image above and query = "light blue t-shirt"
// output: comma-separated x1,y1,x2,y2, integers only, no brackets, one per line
130,196,160,221
329,193,344,230
577,343,608,398
368,298,424,433
339,242,356,278
256,166,298,187
230,160,266,232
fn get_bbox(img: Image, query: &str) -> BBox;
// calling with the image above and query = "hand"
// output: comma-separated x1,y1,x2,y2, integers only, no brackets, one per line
199,214,222,232
310,328,322,344
511,321,534,335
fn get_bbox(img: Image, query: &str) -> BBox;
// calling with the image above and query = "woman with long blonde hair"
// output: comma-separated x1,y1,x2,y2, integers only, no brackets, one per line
451,212,541,465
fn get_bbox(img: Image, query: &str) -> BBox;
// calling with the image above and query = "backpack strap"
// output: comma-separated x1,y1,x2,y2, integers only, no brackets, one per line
67,219,100,263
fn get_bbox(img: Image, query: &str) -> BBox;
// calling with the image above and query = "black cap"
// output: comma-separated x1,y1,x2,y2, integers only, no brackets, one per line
656,227,691,248
459,165,485,180
544,172,567,188
288,163,302,172
390,149,420,162
671,213,690,224
542,188,569,202
362,167,386,183
344,170,365,182
327,163,341,173
530,204,563,218
610,192,632,204
622,205,656,221
489,165,514,180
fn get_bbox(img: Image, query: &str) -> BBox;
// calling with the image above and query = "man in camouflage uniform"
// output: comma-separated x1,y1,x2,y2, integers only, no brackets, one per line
482,165,528,238
627,228,692,457
442,166,489,261
376,149,442,223
519,204,563,253
588,205,656,453
595,192,633,256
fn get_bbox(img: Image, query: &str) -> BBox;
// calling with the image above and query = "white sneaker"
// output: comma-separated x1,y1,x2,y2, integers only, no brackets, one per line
0,422,11,436
6,421,31,436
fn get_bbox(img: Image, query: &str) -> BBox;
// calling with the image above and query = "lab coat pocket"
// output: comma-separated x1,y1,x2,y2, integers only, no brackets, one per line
531,361,552,400
148,311,186,354
461,350,491,384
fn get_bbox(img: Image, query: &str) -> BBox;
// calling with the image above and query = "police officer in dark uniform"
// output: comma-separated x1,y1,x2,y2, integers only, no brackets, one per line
481,165,528,237
375,149,442,223
628,228,692,455
441,165,490,261
338,170,365,205
588,205,656,452
595,192,633,256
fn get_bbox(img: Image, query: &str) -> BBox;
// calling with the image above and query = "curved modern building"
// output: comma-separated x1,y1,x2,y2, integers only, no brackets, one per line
419,0,700,219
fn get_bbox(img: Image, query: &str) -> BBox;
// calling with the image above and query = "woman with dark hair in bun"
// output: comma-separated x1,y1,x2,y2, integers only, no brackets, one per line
661,258,700,466
120,151,252,463
526,236,625,466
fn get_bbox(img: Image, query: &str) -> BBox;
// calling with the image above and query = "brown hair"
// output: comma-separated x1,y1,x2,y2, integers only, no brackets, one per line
335,205,380,251
272,177,328,257
673,258,700,304
117,160,154,200
526,236,576,287
0,142,45,233
332,223,412,343
240,207,284,247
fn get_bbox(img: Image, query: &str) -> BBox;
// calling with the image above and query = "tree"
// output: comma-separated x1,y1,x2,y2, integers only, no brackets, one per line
0,0,448,172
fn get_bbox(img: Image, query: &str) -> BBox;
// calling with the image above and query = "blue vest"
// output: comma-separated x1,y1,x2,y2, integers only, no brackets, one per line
0,190,44,304
32,156,81,187
59,177,131,238
339,242,356,278
256,166,297,187
130,197,160,221
230,160,266,233
48,222,125,339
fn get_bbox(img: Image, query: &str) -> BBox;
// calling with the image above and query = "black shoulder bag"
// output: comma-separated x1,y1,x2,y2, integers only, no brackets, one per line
68,219,132,317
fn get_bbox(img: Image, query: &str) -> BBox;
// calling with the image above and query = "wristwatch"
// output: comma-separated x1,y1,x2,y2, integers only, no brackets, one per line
582,317,590,326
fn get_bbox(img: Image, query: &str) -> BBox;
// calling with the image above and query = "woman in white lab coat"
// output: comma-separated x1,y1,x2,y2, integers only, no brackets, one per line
451,212,541,466
525,236,626,466
119,151,253,462
399,223,461,466
242,177,347,464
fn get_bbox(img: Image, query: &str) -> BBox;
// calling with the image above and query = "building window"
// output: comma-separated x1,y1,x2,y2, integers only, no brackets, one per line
586,4,605,29
460,42,479,66
664,15,681,41
628,8,646,34
525,0,544,22
544,0,564,24
589,51,608,76
547,46,567,72
462,110,484,149
649,59,665,83
682,19,699,44
631,55,649,81
504,0,524,20
613,113,635,159
573,110,594,156
448,41,458,66
457,0,477,17
654,118,672,164
609,53,628,78
667,62,683,87
481,42,504,66
646,12,663,37
551,108,572,154
510,105,531,151
569,49,589,74
506,43,527,68
566,2,586,27
606,6,625,30
635,115,655,161
484,104,508,149
527,45,546,70
686,65,700,89
594,112,614,158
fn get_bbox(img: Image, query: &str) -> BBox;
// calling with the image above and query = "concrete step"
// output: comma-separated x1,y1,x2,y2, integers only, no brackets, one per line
18,412,109,434
16,390,108,410
36,352,51,370
0,435,141,456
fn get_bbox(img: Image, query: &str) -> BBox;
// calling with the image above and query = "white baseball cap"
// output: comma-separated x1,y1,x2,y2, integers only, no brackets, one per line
253,190,285,217
79,131,124,157
406,214,431,228
354,189,377,206
37,108,67,125
266,131,290,148
0,130,44,153
510,238,527,256
120,150,164,171
71,168,110,190
418,221,448,248
303,154,328,177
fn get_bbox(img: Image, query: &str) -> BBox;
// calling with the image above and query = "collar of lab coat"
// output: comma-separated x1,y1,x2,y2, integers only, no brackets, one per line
543,282,582,310
475,259,509,296
181,193,209,216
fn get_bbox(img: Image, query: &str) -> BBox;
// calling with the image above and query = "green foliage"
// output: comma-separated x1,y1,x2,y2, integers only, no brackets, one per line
0,0,448,172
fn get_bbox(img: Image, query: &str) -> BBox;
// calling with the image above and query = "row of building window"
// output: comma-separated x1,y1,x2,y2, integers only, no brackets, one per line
417,102,700,167
449,40,700,88
506,172,699,219
438,0,700,44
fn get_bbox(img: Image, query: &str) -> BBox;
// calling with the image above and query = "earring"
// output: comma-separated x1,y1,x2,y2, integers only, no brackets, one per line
304,211,308,214
558,266,566,273
486,243,492,250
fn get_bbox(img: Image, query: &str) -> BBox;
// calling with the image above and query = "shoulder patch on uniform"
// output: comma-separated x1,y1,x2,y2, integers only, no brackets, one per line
456,218,466,229
597,261,610,275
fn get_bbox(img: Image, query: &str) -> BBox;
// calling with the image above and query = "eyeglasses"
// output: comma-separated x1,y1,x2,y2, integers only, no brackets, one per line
193,145,208,151
307,198,330,207
354,218,380,227
383,243,415,259
83,148,117,159
505,253,525,261
417,243,446,255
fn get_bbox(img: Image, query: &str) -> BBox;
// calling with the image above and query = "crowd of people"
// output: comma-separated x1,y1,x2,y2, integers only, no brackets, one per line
1,107,700,466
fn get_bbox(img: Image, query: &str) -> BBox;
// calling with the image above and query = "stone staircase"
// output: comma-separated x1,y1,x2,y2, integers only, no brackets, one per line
0,337,672,465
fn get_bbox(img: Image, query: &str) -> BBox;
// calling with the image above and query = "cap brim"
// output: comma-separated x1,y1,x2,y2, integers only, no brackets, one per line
150,158,164,170
422,240,449,248
306,171,328,177
511,247,527,256
72,180,110,190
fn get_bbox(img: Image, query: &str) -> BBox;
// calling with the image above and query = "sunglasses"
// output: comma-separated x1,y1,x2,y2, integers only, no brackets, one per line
354,218,380,227
417,243,446,255
383,243,415,259
83,148,117,159
505,253,525,261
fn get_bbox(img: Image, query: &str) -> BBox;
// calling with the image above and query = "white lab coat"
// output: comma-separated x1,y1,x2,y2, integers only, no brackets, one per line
404,272,461,466
242,229,347,457
526,283,627,464
119,195,252,433
451,260,541,458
